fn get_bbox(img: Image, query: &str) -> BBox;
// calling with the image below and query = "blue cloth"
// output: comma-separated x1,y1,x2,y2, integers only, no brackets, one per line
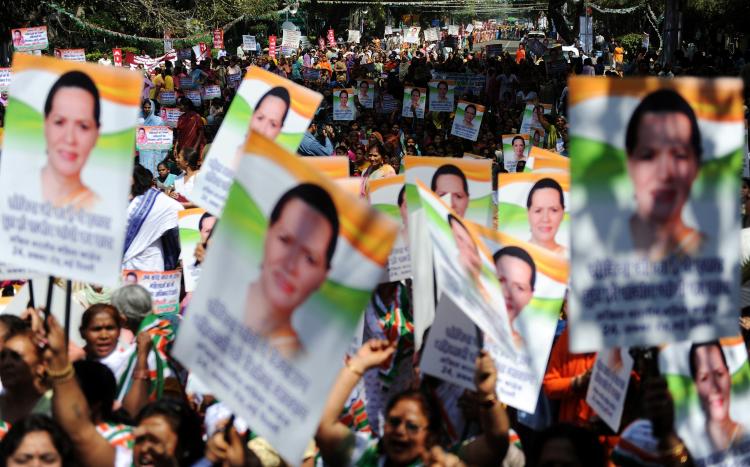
297,132,334,156
123,188,161,254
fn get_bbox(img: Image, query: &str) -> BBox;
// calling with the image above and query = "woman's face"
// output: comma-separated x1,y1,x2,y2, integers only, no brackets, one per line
82,311,121,359
44,87,99,179
157,165,169,179
693,345,732,423
528,188,564,245
251,95,287,141
463,107,476,125
495,255,534,323
142,101,151,116
627,112,699,225
133,415,178,467
382,399,430,465
260,198,332,315
451,220,481,281
513,139,525,157
434,174,469,218
368,149,383,167
175,151,188,171
8,431,62,467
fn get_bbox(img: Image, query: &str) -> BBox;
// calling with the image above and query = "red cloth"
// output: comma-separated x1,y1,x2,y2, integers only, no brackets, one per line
176,111,205,154
542,327,597,426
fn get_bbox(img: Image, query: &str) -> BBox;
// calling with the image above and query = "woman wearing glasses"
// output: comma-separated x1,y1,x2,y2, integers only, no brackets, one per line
316,339,511,466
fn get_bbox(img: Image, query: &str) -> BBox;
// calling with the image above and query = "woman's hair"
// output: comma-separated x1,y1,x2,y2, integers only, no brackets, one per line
73,360,117,422
256,86,291,124
0,414,77,466
0,315,29,339
526,178,565,210
493,246,536,290
529,423,606,467
180,147,201,171
111,284,152,326
431,164,469,195
44,71,101,128
180,97,195,112
386,389,442,447
625,89,702,163
368,141,386,157
269,183,339,268
438,80,448,89
132,163,154,197
465,104,477,114
689,340,728,380
511,135,525,146
136,400,205,467
198,212,215,233
397,185,406,208
79,303,123,337
339,90,348,98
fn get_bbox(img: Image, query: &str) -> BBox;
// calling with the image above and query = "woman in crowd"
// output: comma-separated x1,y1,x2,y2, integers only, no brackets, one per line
0,414,77,467
175,98,205,156
316,339,511,466
79,304,130,382
360,141,396,196
170,148,201,208
155,160,177,191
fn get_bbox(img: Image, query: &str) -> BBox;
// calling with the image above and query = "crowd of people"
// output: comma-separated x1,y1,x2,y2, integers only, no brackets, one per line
0,15,749,467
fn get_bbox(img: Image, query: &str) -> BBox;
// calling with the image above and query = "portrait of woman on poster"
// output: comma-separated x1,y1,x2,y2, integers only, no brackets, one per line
526,178,566,256
250,86,290,142
243,183,339,359
41,70,101,210
689,341,747,453
624,89,705,261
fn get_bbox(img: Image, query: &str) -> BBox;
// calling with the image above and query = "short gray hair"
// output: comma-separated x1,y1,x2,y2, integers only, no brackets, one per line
111,285,152,324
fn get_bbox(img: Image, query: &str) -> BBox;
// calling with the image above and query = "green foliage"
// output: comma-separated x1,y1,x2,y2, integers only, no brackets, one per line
617,33,644,59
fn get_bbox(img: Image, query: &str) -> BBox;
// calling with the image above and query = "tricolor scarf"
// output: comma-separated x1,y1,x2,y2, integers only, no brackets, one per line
96,422,135,449
116,312,180,401
123,188,161,254
367,282,414,385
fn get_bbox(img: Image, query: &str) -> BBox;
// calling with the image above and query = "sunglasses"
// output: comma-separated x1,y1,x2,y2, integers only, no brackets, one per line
386,416,425,435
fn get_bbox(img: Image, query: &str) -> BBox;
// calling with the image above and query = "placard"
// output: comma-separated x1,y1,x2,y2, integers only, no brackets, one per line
178,208,214,293
402,86,426,119
185,89,202,107
122,270,181,313
451,100,484,142
356,80,374,109
502,134,531,172
191,66,323,216
173,133,398,464
585,348,634,432
0,68,10,92
213,29,224,50
448,25,459,36
347,30,361,44
112,48,122,67
0,54,142,286
282,29,301,54
159,107,183,127
242,35,257,51
424,28,440,42
55,49,86,62
202,85,221,100
327,29,335,47
659,338,750,466
333,88,355,121
403,27,421,44
497,172,570,258
11,26,48,52
428,80,455,113
268,36,277,57
368,175,411,282
136,126,173,151
567,77,743,351
158,90,176,106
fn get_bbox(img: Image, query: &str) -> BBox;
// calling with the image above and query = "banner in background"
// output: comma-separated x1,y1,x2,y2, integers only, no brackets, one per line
11,26,48,52
112,48,122,67
213,29,224,50
356,80,375,109
136,126,173,151
451,100,484,142
242,35,257,51
0,69,10,92
402,86,426,119
502,134,531,172
55,49,86,62
160,107,183,127
122,270,181,313
333,87,355,121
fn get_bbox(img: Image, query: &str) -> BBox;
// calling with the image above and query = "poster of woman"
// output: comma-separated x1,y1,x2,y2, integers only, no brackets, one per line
451,100,484,142
173,132,398,464
191,66,322,216
567,77,743,352
0,54,142,286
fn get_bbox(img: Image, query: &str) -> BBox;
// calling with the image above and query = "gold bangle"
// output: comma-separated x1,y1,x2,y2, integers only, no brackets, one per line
345,360,364,377
47,363,73,379
661,442,689,464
